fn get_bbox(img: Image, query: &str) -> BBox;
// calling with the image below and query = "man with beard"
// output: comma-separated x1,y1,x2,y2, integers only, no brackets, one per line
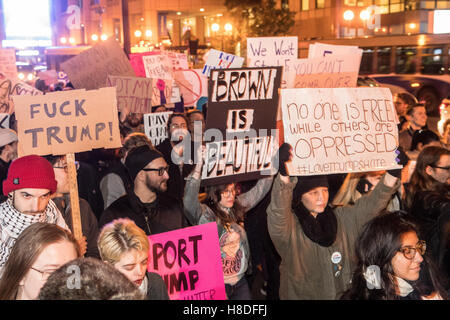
156,113,195,201
123,112,145,134
0,155,68,273
99,145,189,235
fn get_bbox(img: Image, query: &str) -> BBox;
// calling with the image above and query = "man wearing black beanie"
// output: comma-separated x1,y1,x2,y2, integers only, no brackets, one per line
99,145,190,235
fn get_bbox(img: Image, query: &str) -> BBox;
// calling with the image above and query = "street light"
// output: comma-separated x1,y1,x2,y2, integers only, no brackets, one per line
360,10,370,21
100,34,108,41
134,30,142,37
91,34,99,41
224,23,233,32
145,29,152,37
211,23,220,32
343,10,354,22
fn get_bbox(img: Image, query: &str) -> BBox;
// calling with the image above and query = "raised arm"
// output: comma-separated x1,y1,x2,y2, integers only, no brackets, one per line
237,175,274,211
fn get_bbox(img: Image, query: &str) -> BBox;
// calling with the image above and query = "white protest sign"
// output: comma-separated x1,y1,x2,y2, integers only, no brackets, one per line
0,113,10,129
0,49,17,79
281,87,401,176
0,76,42,113
143,111,173,146
308,42,362,66
247,36,298,69
143,54,173,79
174,69,207,107
202,49,244,77
285,55,359,89
163,51,189,70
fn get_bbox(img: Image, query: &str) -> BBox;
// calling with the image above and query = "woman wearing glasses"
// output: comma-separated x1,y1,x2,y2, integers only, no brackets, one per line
183,147,274,300
341,211,447,300
0,223,80,300
405,146,450,279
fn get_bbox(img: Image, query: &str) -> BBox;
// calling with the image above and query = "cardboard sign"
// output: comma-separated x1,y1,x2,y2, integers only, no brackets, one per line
163,51,189,70
130,51,160,77
247,36,298,69
203,67,282,185
174,69,207,107
281,87,401,176
61,38,135,90
143,111,173,146
0,76,42,113
151,78,174,106
142,54,173,80
0,114,10,129
38,70,58,86
106,75,152,114
286,55,359,89
308,42,362,67
14,87,121,156
202,49,244,77
0,49,17,79
147,223,227,300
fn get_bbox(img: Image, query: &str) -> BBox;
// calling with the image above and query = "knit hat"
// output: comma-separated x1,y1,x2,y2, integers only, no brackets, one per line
3,155,57,195
125,145,164,182
293,175,329,199
0,128,18,148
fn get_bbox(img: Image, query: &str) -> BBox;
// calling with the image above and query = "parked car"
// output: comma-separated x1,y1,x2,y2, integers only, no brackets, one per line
437,95,450,137
357,76,409,96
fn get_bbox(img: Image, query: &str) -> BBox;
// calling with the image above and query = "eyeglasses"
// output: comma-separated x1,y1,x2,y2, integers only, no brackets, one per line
142,166,169,176
53,161,79,172
30,266,57,281
431,165,450,171
221,189,236,197
398,240,426,260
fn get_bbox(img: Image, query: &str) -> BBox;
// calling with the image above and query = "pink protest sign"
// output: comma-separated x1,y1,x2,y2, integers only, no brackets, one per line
130,51,160,77
148,222,227,300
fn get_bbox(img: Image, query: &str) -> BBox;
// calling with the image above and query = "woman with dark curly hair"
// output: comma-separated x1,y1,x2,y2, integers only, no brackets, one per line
341,211,447,300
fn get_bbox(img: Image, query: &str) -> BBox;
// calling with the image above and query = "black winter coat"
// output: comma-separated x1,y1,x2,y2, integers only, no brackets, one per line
99,190,190,235
410,190,450,279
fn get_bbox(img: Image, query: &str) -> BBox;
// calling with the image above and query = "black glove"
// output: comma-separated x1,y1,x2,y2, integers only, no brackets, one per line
387,146,409,178
278,143,292,176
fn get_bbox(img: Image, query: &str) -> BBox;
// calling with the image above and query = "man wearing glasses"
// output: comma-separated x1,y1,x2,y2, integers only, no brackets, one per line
0,155,68,274
156,113,195,202
99,145,189,235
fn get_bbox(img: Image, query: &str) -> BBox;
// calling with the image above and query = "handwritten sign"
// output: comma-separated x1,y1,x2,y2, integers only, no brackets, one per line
143,111,173,146
142,54,173,80
0,76,42,113
148,223,227,300
0,114,10,129
174,69,207,107
130,52,159,77
163,51,189,70
247,36,298,69
14,87,121,156
106,75,152,114
281,87,401,176
202,49,244,77
285,55,359,89
203,67,281,185
308,42,362,68
0,49,17,79
61,38,135,90
150,78,174,106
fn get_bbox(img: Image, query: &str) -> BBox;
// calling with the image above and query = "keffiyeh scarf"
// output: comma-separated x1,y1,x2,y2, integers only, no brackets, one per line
0,198,63,271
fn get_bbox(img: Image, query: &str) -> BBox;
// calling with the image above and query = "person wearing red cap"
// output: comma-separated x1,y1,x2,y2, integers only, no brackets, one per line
0,155,68,274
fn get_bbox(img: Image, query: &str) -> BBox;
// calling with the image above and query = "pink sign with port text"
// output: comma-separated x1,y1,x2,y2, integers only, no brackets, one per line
147,222,227,300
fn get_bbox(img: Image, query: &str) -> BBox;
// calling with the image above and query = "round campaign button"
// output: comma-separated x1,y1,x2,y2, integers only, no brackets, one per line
331,251,342,264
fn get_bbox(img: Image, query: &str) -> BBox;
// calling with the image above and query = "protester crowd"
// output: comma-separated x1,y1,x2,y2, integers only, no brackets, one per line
0,70,448,301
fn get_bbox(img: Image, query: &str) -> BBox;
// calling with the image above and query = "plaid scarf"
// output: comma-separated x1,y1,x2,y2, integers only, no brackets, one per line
0,198,65,272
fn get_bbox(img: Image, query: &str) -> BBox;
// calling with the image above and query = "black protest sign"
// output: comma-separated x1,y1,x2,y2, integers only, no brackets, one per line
202,66,281,186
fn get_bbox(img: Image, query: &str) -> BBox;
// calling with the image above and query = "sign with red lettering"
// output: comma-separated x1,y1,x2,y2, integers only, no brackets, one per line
147,222,227,300
281,87,401,175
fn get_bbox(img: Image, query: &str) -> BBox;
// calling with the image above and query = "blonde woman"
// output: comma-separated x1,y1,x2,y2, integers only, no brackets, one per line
98,218,169,300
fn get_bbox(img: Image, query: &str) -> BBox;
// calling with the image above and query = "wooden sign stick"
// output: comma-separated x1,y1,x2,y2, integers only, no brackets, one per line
66,153,82,240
